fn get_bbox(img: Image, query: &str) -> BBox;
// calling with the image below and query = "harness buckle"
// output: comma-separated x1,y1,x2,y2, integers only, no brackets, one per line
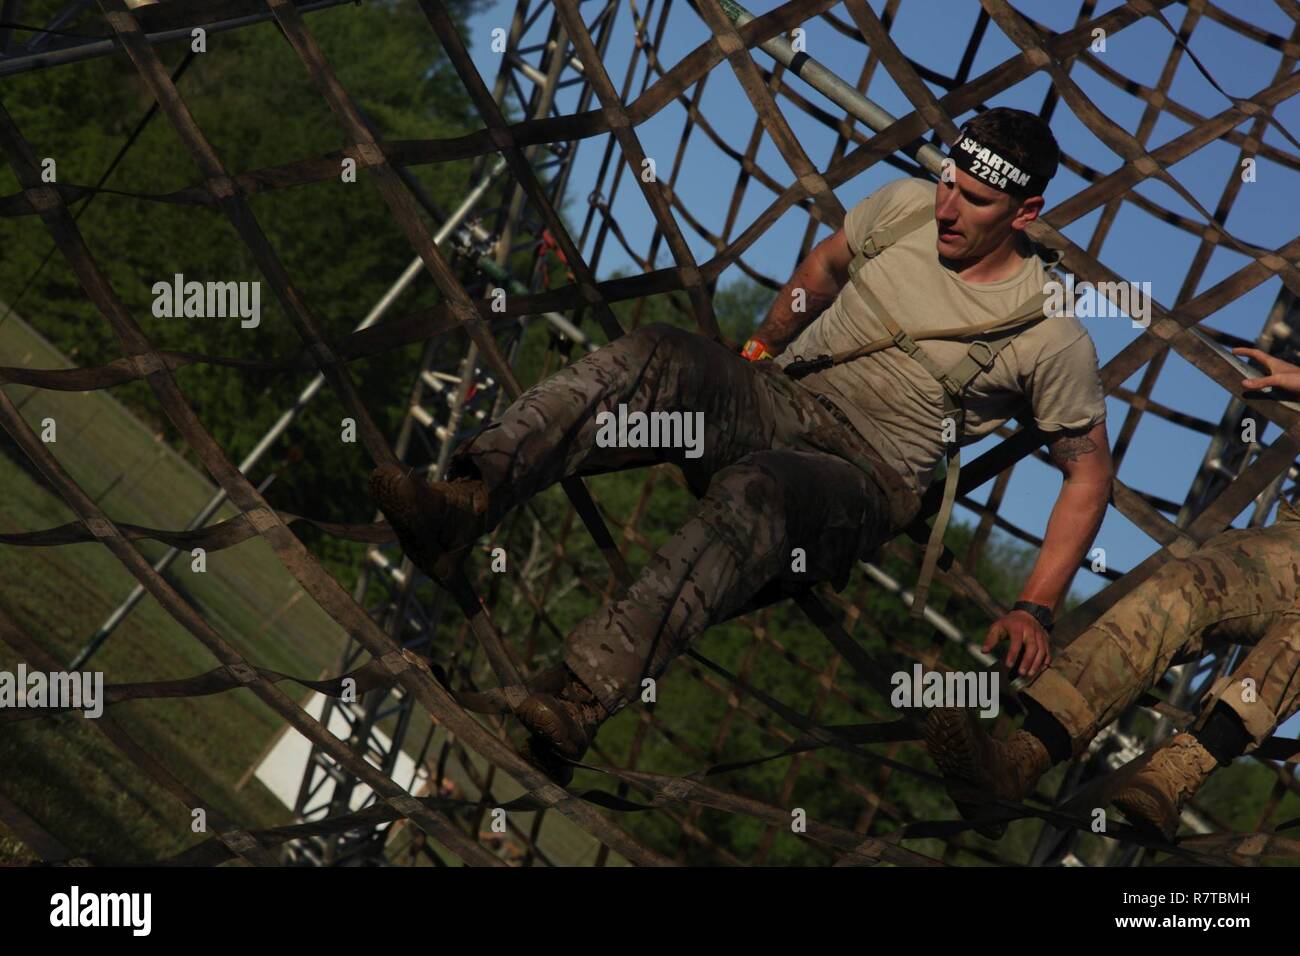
966,340,996,369
890,329,915,353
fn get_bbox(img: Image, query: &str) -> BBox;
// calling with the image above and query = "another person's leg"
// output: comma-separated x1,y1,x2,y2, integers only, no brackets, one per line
923,548,1218,827
1111,613,1300,838
1199,613,1300,753
924,535,1296,838
1105,504,1300,835
516,446,893,772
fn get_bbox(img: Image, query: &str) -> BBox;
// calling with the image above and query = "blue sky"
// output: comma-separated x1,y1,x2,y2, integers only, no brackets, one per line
458,0,1299,602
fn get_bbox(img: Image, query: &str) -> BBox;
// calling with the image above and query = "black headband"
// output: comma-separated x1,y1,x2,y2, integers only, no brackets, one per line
946,132,1047,198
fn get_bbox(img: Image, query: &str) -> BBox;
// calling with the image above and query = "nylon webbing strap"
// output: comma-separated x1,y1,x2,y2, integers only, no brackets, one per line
844,275,1051,619
847,207,932,278
914,433,962,618
886,296,967,621
907,299,1046,617
783,291,1051,379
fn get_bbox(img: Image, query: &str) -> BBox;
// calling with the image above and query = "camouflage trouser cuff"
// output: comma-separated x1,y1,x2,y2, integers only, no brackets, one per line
1201,675,1276,752
1021,668,1099,756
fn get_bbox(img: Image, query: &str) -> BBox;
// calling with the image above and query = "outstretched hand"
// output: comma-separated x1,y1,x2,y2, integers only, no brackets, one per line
1233,347,1300,397
983,610,1051,678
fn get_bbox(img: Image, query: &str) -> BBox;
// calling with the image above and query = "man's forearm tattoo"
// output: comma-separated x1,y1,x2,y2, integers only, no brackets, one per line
1049,433,1098,466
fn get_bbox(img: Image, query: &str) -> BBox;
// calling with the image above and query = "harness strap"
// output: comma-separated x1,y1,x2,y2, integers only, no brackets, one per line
916,431,963,620
861,286,1048,619
783,294,1050,380
847,207,933,278
909,304,1048,614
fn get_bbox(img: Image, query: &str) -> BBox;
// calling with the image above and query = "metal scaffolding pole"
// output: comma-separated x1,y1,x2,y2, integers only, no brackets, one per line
281,0,613,864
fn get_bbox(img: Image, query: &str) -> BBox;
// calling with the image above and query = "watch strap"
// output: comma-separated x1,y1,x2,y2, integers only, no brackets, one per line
1013,600,1054,632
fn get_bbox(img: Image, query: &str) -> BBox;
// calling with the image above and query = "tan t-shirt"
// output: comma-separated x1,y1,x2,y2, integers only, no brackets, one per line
775,177,1107,496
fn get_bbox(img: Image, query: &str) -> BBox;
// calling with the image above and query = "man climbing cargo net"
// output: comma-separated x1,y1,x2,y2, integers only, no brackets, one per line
371,106,1114,777
370,95,1300,844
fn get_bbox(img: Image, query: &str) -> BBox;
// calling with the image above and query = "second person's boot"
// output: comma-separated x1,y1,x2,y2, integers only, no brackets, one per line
1111,733,1218,841
923,707,1054,837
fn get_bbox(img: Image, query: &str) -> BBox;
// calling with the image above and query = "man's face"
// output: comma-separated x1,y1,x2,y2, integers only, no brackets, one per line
933,167,1030,261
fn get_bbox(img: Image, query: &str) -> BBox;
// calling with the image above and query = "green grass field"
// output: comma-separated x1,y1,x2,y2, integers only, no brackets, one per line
0,311,352,863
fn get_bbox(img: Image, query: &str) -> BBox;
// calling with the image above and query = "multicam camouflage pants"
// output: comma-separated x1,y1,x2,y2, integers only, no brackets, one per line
446,322,917,715
1024,499,1300,754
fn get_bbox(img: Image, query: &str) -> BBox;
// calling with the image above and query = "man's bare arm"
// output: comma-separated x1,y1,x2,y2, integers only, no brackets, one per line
984,420,1112,677
752,228,854,354
1022,419,1113,610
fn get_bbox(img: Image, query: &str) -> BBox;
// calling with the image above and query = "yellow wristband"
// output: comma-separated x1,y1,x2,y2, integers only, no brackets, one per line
741,338,774,361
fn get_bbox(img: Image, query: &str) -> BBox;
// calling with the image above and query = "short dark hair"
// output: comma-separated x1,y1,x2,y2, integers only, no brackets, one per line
958,107,1060,192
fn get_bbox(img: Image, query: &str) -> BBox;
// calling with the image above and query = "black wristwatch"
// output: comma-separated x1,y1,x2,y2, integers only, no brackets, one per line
1013,600,1055,633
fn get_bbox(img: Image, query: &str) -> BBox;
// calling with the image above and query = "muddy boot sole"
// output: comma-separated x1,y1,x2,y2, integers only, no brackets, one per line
515,694,590,760
524,736,575,787
369,465,485,584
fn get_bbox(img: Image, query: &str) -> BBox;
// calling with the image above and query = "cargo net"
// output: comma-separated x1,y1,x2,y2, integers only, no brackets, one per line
0,0,1299,868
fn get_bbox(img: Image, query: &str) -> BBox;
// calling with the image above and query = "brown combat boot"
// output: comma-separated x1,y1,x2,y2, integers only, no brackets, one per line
369,465,488,580
514,667,610,786
923,707,1053,838
1111,733,1218,841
